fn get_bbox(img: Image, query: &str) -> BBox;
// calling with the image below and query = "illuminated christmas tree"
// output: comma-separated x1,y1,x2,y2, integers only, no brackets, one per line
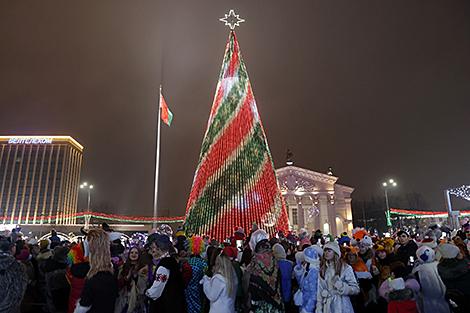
184,12,289,240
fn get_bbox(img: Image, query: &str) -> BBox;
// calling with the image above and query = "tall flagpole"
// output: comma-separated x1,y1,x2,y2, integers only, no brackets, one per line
153,85,162,228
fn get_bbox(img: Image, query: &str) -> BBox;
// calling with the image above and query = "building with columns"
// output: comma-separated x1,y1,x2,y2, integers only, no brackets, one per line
276,165,354,236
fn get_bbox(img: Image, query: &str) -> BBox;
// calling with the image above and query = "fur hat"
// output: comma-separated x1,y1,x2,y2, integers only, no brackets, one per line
359,235,373,248
249,229,269,251
272,243,286,260
311,244,323,257
303,245,321,264
295,251,305,264
416,246,435,263
351,227,368,246
438,243,459,259
324,241,341,257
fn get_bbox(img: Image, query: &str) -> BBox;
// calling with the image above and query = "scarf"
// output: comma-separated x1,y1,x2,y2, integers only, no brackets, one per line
247,251,282,308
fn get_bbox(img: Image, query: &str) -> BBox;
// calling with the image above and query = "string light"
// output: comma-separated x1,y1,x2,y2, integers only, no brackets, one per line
184,31,289,240
1,211,185,224
390,208,470,218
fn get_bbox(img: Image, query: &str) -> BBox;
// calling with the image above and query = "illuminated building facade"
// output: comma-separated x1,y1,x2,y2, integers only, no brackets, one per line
0,136,83,225
277,166,354,236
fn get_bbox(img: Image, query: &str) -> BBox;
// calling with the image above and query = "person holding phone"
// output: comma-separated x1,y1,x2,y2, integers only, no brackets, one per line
395,231,418,275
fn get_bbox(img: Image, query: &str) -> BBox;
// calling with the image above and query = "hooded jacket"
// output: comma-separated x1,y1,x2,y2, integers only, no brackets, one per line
0,253,28,313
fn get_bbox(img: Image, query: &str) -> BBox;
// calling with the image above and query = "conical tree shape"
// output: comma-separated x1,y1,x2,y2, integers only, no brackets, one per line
184,31,289,240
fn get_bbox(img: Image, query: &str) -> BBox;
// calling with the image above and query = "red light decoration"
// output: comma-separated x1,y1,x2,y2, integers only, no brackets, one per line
390,208,470,217
2,211,185,224
184,31,289,240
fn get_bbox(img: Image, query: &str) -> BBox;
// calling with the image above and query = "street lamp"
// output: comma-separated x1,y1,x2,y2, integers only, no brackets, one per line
80,182,94,212
382,179,397,228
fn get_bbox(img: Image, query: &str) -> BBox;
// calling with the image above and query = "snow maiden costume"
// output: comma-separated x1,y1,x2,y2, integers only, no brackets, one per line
412,246,450,313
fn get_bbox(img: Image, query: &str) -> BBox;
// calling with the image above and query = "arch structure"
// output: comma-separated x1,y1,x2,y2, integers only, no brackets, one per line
276,166,354,236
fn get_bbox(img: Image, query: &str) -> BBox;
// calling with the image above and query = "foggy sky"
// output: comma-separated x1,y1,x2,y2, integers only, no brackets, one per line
1,0,470,217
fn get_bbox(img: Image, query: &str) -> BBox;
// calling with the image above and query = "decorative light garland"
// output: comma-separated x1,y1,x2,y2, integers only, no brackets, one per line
1,211,185,224
183,28,289,240
390,208,470,218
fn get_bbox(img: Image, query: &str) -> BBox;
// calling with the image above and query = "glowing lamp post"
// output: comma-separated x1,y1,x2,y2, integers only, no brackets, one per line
382,179,397,228
80,182,94,212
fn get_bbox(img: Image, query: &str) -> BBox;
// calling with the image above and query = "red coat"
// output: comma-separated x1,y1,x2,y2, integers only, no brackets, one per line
388,300,418,313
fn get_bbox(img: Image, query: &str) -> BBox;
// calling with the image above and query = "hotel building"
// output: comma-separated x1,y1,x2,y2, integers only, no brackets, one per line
0,136,83,225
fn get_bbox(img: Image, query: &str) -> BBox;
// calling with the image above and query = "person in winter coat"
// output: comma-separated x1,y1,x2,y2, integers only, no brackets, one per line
437,243,470,313
44,245,71,313
74,229,118,313
294,245,320,313
344,246,375,313
145,234,186,313
115,246,147,313
221,245,243,313
316,241,360,313
411,246,450,313
384,278,418,313
0,236,28,313
243,229,284,313
183,236,208,313
201,252,238,313
272,243,293,306
394,231,418,276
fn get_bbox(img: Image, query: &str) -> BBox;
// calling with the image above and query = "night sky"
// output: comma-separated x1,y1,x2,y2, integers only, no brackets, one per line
1,1,470,217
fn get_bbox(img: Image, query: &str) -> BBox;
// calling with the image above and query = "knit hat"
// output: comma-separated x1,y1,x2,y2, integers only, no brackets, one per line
27,238,38,246
53,246,69,264
438,243,460,259
249,229,269,251
0,237,13,253
175,226,186,238
416,246,435,263
272,243,286,260
39,239,50,251
234,227,245,240
389,278,405,291
324,241,341,257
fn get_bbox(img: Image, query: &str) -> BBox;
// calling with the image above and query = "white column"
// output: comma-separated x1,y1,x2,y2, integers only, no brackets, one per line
318,194,330,234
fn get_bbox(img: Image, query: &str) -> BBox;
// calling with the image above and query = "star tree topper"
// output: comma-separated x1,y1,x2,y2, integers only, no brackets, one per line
219,9,245,30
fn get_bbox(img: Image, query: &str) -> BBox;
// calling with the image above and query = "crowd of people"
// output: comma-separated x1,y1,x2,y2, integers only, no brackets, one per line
0,220,470,313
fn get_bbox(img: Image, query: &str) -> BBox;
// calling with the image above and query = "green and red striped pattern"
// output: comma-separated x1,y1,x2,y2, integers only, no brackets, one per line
184,31,289,240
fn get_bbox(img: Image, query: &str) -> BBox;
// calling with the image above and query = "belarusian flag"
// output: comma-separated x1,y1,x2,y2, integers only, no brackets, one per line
160,91,173,126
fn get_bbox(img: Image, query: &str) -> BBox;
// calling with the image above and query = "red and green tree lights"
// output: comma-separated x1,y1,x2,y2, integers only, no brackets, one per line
184,30,289,240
